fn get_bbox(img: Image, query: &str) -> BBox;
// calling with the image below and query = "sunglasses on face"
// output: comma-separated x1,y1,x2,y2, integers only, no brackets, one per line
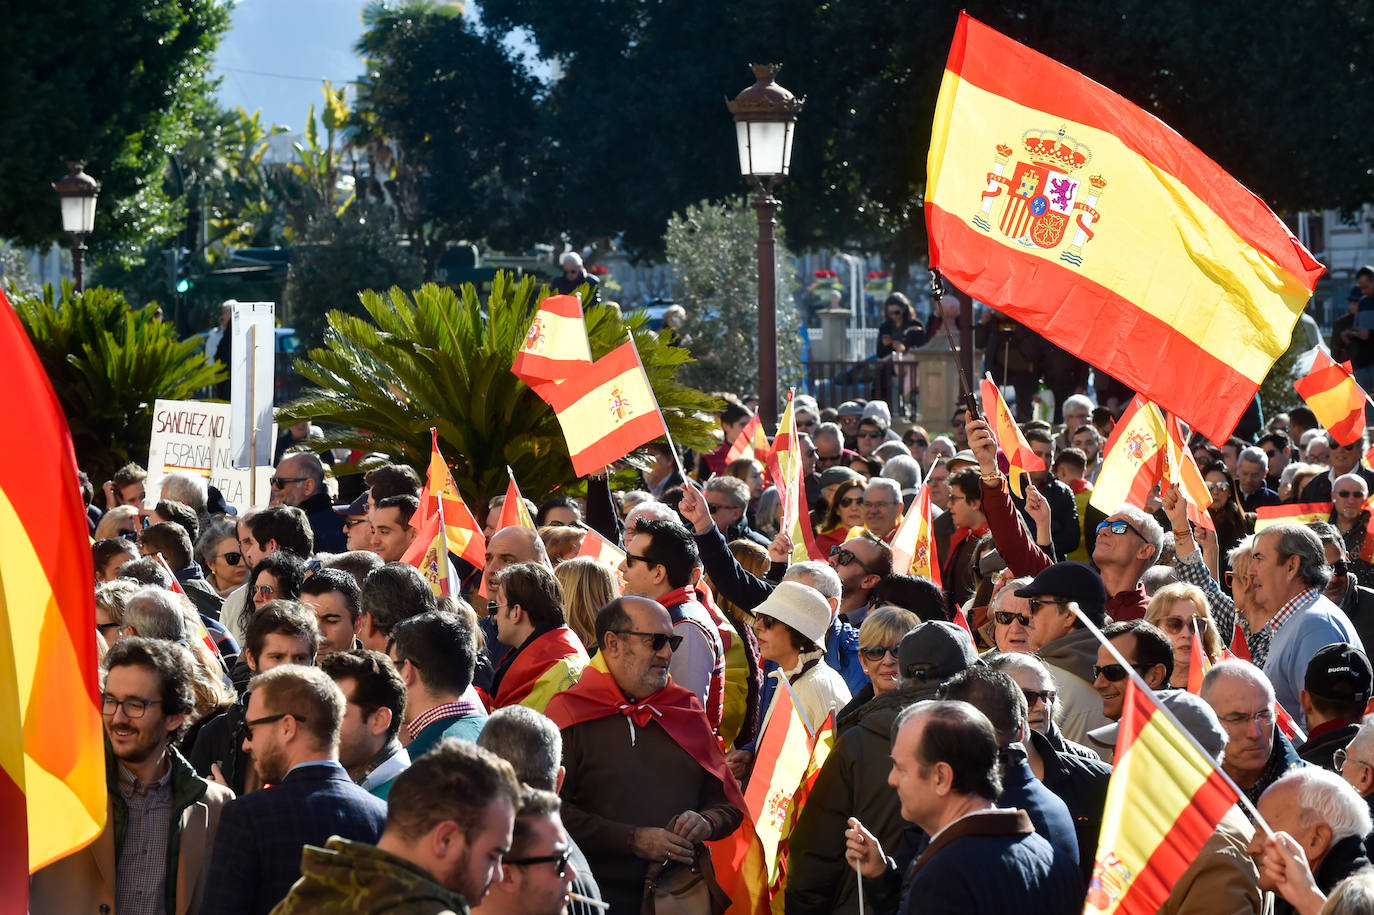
837,496,863,508
905,437,929,448
219,551,243,566
1092,662,1154,682
1336,490,1367,499
1096,519,1144,540
269,475,307,489
1157,615,1200,635
994,610,1032,627
612,630,683,652
1205,481,1230,492
1334,559,1350,577
254,585,276,598
707,503,737,515
1021,687,1056,708
830,545,875,574
504,849,572,878
860,645,900,662
816,453,843,465
857,430,883,439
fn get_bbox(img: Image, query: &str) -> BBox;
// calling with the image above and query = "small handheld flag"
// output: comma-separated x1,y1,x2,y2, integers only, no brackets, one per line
980,375,1043,497
1294,351,1369,446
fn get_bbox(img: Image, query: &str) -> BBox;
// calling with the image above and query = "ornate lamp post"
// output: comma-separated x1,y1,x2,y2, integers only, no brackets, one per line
728,64,803,432
53,163,100,292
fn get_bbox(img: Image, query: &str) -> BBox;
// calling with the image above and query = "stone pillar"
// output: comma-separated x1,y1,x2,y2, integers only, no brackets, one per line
817,307,852,362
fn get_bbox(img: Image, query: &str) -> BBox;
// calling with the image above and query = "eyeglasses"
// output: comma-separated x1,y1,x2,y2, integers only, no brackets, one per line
857,430,883,439
254,584,276,598
863,500,897,510
1334,559,1351,577
486,600,507,616
243,712,303,739
342,518,369,530
1157,615,1201,635
1263,449,1280,459
270,476,307,489
1336,490,1368,499
860,645,900,662
119,529,139,542
1205,481,1230,492
611,630,683,652
816,452,843,465
994,610,1032,627
707,503,736,515
1218,709,1275,728
218,551,243,566
101,694,161,718
1335,443,1363,452
624,552,656,568
1092,662,1155,682
830,546,876,574
1335,747,1374,771
905,438,929,448
1021,688,1056,708
504,849,571,878
837,496,864,509
754,615,778,631
1096,519,1145,540
97,621,122,636
1028,598,1067,613
797,420,817,431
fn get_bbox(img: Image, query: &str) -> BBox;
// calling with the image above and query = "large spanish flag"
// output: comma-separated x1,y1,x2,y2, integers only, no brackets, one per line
1086,679,1238,914
545,340,669,477
928,14,1323,445
419,430,485,568
1254,501,1333,532
1089,396,1166,516
0,288,106,902
510,293,593,391
890,483,941,585
981,375,1043,497
1294,351,1368,446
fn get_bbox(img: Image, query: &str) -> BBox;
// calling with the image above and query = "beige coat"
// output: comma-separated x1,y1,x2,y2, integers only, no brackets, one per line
1157,804,1262,915
30,779,233,914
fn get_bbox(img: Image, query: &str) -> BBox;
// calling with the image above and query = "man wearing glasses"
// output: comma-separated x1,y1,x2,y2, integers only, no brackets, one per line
1301,429,1374,502
31,638,234,914
268,452,346,553
814,421,860,472
204,665,388,914
1084,620,1174,760
1200,660,1304,805
1335,716,1374,824
546,597,744,915
472,789,579,915
272,739,522,913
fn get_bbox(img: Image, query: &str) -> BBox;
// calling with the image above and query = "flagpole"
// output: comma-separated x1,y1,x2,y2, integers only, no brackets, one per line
1067,603,1276,837
931,268,980,417
626,335,689,482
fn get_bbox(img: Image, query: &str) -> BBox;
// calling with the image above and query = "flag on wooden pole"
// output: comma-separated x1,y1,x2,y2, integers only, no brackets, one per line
928,13,1322,444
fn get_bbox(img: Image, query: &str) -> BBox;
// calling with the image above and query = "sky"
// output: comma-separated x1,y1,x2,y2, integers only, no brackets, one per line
212,0,369,135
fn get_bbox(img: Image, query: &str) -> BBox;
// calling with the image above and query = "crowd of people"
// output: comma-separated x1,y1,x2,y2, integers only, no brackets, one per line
41,381,1374,914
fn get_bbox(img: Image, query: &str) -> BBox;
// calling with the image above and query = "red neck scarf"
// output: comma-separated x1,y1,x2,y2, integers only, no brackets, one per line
545,659,746,811
948,521,990,554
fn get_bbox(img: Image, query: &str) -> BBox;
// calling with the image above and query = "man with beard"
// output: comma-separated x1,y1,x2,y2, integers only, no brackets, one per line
31,638,234,913
202,665,388,914
274,740,523,913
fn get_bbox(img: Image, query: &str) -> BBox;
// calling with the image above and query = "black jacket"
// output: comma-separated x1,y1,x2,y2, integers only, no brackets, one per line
1298,720,1362,771
1275,833,1371,915
1029,728,1112,881
298,489,346,554
187,691,250,795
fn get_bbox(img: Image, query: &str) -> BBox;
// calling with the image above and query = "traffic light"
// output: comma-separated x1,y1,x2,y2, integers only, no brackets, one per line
164,247,193,294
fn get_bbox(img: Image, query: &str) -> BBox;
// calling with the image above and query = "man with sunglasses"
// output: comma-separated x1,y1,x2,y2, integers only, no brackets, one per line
269,452,346,554
272,739,522,913
31,638,234,914
1310,522,1374,651
1301,430,1374,503
814,421,860,472
203,665,388,915
547,597,744,915
1249,523,1365,731
1085,620,1174,760
472,789,578,915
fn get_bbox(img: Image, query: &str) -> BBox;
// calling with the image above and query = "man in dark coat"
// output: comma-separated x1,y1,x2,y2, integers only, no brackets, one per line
845,701,1083,914
1296,644,1373,771
270,452,346,554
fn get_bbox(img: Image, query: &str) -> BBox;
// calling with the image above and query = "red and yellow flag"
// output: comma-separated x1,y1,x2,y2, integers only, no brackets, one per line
1228,622,1252,663
726,413,770,467
497,467,536,531
890,483,941,585
1294,351,1367,446
544,340,669,477
981,375,1043,496
575,525,626,592
770,710,837,912
0,288,106,900
419,430,485,568
511,294,594,393
772,394,823,563
1089,396,1167,516
1254,501,1333,532
402,509,451,597
1086,679,1239,914
1161,412,1214,531
1185,621,1213,695
928,14,1323,445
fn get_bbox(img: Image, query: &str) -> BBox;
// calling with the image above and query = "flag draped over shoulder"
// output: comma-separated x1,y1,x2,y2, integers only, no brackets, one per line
928,13,1323,444
1086,679,1238,914
1089,396,1166,516
981,376,1043,496
890,484,941,584
0,288,106,901
511,294,594,392
1254,502,1333,532
1294,351,1368,446
544,340,669,477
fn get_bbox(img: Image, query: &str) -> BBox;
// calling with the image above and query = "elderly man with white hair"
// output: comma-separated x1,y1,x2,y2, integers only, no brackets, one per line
551,250,600,302
1237,445,1282,512
1335,716,1374,828
1202,659,1305,805
1302,430,1374,503
862,477,904,543
1251,767,1372,915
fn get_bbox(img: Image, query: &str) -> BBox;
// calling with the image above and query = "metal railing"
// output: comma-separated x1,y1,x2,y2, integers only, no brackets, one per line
805,358,920,414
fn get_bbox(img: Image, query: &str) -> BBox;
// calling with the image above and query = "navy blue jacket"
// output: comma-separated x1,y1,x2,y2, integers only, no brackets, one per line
998,743,1081,889
1028,728,1111,881
202,761,387,915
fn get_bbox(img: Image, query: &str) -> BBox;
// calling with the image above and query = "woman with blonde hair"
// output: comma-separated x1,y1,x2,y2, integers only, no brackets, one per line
553,556,618,651
837,605,920,723
94,504,141,541
538,524,586,565
1145,582,1223,689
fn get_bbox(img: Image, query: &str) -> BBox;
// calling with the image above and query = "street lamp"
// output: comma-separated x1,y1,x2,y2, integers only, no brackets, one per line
53,162,100,292
728,63,803,433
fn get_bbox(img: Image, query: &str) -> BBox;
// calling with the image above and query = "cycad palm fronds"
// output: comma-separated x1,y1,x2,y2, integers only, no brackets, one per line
280,271,720,507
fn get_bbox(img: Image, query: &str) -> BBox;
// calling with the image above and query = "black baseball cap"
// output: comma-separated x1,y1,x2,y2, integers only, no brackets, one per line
1305,643,1373,704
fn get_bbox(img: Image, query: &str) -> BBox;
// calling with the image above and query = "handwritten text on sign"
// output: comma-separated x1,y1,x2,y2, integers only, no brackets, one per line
145,399,273,511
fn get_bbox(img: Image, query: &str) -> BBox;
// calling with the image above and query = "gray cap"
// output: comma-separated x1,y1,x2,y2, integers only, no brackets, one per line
838,401,866,417
1087,689,1228,761
898,621,978,695
819,466,864,489
949,450,978,468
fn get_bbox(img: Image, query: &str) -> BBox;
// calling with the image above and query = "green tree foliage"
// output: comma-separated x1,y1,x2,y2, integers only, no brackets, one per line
11,284,225,481
353,2,540,278
665,198,804,402
284,201,426,346
0,0,229,263
278,272,719,507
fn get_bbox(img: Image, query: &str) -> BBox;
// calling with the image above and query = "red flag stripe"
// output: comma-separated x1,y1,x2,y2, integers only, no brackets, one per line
929,207,1262,443
945,16,1321,284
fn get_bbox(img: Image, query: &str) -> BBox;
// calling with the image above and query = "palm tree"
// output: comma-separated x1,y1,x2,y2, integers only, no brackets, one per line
278,271,720,507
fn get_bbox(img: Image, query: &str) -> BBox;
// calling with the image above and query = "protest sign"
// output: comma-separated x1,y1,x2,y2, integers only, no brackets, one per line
145,398,273,511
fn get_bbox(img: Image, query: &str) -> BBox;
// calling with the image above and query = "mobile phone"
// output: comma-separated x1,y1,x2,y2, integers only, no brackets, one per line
964,391,983,421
